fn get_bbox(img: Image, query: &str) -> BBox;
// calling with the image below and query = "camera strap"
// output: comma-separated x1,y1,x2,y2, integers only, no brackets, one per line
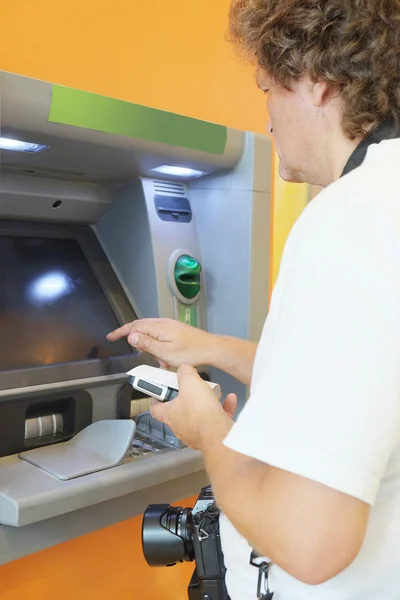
341,118,400,177
250,551,274,600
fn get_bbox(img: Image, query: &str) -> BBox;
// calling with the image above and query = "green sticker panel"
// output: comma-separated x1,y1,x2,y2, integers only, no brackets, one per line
178,302,198,328
49,85,227,155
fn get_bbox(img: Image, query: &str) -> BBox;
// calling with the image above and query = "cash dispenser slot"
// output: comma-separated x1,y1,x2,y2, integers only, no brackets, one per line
0,391,93,458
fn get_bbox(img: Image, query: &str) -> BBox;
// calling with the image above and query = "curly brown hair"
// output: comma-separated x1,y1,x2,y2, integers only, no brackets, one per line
228,0,400,139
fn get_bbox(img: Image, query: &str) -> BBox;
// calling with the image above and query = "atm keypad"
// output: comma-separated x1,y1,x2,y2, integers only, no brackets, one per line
124,431,175,462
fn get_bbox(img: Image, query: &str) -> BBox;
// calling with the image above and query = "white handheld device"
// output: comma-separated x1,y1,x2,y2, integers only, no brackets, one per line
127,365,220,403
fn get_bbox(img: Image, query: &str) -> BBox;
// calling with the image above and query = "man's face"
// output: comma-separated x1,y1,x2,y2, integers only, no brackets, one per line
258,71,323,185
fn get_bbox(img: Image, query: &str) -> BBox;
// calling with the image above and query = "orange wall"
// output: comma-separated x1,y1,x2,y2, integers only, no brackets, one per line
0,496,197,600
1,0,267,134
0,1,307,597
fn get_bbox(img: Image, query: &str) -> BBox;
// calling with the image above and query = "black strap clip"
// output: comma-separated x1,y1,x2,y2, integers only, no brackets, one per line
250,552,274,600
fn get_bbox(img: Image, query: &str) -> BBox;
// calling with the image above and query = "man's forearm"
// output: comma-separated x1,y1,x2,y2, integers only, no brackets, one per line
207,335,257,386
200,419,273,559
201,422,312,582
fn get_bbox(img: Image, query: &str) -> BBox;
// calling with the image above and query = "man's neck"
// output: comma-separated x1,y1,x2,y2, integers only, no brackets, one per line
322,135,361,187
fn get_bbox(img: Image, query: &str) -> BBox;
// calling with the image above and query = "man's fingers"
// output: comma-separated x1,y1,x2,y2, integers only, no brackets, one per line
106,322,136,341
107,318,173,344
150,401,169,424
127,332,164,357
107,320,170,360
130,318,172,342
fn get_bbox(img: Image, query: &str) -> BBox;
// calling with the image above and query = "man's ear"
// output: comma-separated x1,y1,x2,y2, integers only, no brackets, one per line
312,80,336,107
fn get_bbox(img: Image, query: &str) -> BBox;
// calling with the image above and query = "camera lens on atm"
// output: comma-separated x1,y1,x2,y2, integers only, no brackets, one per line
142,503,195,567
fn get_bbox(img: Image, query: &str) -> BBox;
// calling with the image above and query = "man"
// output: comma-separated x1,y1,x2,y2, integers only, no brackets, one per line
108,1,400,597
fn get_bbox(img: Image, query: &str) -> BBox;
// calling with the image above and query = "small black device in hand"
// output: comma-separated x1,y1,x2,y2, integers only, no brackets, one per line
142,485,230,600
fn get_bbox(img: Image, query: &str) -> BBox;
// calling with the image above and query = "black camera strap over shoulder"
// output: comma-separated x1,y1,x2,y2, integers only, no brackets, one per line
341,118,400,177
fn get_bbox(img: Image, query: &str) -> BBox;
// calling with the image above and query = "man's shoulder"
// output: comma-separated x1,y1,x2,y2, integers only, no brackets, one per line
282,160,398,271
301,166,379,226
305,139,400,226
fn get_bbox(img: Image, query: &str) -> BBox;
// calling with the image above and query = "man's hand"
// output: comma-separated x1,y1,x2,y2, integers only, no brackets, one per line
107,318,258,386
107,319,214,369
150,365,237,450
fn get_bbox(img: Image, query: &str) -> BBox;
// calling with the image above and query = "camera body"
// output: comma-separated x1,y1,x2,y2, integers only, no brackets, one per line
142,485,230,600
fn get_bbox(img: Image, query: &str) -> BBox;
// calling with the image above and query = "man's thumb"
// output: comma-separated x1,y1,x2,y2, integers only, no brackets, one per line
223,393,238,420
177,364,198,388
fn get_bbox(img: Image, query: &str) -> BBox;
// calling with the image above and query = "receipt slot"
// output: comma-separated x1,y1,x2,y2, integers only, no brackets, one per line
167,250,202,328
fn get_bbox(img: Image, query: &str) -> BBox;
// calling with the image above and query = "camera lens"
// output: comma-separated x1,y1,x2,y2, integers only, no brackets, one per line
142,504,194,567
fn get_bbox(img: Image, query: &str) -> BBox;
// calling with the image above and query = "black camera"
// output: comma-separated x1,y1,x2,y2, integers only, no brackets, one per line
142,485,230,600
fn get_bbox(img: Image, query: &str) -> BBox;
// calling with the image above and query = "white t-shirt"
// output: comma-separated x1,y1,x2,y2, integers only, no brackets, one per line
221,138,400,599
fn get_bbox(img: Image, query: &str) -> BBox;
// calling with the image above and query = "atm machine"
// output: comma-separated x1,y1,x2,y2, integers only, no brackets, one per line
0,72,273,565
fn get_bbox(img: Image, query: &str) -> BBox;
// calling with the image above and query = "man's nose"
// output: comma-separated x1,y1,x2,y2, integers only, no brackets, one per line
266,120,274,135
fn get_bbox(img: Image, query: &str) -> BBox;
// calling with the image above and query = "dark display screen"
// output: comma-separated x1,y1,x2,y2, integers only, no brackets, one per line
0,236,132,371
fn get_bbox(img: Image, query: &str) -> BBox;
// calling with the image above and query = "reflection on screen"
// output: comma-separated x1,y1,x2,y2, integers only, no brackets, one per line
0,236,132,371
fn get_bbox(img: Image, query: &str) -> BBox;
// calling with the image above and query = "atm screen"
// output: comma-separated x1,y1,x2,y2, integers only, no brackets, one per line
0,236,133,371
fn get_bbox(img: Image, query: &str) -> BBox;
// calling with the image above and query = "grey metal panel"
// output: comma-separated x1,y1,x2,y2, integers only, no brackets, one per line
0,448,203,526
95,178,208,331
248,134,273,341
141,178,207,328
0,469,208,566
77,225,138,326
189,133,271,194
91,384,120,421
95,180,159,319
249,189,272,342
0,374,131,401
0,357,139,392
190,186,252,340
0,72,245,184
0,173,111,224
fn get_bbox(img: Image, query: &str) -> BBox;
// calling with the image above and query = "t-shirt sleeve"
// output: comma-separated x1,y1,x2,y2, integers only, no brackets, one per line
223,229,400,505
